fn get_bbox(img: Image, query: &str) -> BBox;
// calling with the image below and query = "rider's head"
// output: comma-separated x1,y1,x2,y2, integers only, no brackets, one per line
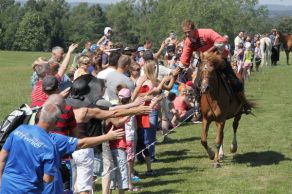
182,19,195,38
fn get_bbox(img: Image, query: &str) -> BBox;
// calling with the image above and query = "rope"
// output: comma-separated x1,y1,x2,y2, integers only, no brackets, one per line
94,111,195,182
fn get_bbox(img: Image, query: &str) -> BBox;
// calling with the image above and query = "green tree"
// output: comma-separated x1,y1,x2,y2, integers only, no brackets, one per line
0,0,23,50
105,0,139,45
63,3,107,48
276,17,292,33
13,11,46,51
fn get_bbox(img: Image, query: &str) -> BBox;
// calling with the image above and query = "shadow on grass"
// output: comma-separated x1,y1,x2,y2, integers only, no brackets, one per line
232,151,292,167
157,136,200,145
139,179,183,193
138,189,179,194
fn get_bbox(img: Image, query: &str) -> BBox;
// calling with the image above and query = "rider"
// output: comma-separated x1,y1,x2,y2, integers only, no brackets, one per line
179,19,252,119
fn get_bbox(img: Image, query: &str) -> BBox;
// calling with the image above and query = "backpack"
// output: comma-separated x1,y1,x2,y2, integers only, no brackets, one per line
0,104,41,148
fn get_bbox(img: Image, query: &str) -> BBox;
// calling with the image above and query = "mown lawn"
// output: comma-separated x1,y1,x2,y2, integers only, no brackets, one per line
0,51,291,194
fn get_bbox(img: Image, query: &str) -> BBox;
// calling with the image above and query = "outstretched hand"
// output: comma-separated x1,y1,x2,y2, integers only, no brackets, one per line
107,126,125,140
68,43,79,53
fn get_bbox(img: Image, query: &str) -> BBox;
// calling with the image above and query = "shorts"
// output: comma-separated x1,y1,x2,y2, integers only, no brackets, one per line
110,149,129,190
126,141,135,162
102,142,114,180
72,148,94,193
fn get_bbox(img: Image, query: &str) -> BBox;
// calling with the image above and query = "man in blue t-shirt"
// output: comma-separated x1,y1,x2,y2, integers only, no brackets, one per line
0,108,60,194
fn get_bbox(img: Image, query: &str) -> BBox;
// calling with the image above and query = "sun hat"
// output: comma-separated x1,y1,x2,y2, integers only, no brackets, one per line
118,88,131,99
66,74,112,109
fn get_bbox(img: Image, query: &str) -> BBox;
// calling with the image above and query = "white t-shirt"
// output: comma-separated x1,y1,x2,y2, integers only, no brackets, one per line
125,116,137,141
96,67,116,100
96,67,115,80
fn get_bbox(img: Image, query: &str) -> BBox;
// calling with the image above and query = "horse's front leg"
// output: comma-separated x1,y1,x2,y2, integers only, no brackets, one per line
214,121,225,168
201,118,214,160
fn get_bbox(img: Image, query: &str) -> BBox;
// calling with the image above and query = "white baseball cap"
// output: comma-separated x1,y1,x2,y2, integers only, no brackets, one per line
104,27,112,35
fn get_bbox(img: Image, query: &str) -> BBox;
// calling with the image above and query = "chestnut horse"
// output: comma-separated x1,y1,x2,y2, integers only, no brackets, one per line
199,52,251,168
277,31,292,65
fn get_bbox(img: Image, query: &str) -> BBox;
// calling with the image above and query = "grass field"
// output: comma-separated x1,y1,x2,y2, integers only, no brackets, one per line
0,51,292,194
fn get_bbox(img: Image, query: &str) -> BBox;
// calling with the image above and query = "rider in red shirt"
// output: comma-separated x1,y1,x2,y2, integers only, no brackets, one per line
180,19,251,118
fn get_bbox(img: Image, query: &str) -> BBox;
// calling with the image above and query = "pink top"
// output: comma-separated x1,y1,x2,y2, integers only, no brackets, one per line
180,29,228,67
173,96,187,117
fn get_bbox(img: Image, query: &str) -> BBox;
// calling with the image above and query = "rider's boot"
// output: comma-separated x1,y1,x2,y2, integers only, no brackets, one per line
193,92,202,121
236,91,252,114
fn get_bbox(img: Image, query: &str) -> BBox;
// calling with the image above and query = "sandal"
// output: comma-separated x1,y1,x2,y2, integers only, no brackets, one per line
131,175,141,182
128,187,141,192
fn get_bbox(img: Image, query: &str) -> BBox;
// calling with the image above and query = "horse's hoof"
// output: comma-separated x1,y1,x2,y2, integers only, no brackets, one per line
213,162,221,168
230,143,238,153
208,148,215,160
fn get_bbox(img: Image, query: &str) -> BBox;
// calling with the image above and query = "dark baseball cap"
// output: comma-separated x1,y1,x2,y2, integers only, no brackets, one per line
42,75,59,93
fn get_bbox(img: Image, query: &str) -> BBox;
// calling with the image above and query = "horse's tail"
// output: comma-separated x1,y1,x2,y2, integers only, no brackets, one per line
247,99,257,109
246,98,257,116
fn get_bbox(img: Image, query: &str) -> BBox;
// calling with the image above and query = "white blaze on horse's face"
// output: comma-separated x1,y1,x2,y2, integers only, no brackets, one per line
204,64,208,70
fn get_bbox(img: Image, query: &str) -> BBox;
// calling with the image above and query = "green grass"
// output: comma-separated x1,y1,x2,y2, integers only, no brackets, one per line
1,51,292,194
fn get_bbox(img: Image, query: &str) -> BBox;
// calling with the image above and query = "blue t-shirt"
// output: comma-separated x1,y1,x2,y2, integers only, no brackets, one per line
42,133,78,194
1,125,58,194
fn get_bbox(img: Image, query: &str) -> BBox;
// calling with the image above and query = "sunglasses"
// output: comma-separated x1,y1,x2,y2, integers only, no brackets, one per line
132,68,141,72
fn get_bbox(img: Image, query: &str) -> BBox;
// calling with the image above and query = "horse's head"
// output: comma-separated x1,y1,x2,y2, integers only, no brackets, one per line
199,51,225,94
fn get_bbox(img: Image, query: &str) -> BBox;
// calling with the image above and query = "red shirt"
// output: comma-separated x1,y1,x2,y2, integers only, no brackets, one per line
180,29,228,67
136,85,151,129
31,74,61,107
109,121,127,150
31,80,48,107
51,105,77,136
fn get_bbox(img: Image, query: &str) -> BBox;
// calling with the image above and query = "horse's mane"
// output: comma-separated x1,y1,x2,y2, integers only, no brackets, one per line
202,52,226,69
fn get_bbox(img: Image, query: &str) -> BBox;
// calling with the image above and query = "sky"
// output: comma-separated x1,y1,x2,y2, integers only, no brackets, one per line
259,0,292,5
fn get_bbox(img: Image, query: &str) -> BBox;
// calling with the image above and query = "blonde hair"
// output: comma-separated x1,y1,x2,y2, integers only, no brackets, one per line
78,56,91,67
32,57,48,70
143,60,157,84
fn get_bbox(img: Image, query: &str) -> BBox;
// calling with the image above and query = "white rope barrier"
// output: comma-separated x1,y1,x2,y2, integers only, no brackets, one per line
94,111,196,182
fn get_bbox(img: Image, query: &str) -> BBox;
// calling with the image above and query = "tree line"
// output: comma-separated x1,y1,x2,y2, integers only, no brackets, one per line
0,0,291,52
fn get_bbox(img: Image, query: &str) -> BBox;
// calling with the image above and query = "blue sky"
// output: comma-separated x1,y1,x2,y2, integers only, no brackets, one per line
259,0,292,5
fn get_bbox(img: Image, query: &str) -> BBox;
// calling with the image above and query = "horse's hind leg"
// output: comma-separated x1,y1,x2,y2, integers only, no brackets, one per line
201,118,214,160
214,121,225,168
285,50,290,65
230,114,241,153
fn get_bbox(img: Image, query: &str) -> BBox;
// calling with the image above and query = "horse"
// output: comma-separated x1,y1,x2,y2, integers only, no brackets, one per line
198,51,252,168
277,31,292,65
260,35,272,67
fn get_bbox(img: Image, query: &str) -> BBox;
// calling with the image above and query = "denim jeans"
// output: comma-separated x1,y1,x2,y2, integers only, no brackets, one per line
146,110,159,161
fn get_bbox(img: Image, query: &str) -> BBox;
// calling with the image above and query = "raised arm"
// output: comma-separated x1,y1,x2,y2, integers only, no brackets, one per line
154,41,167,59
57,44,79,78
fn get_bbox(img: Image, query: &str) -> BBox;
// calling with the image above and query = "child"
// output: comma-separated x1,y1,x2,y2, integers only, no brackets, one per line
118,88,141,192
236,43,244,74
243,43,253,81
107,115,129,194
254,41,262,72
